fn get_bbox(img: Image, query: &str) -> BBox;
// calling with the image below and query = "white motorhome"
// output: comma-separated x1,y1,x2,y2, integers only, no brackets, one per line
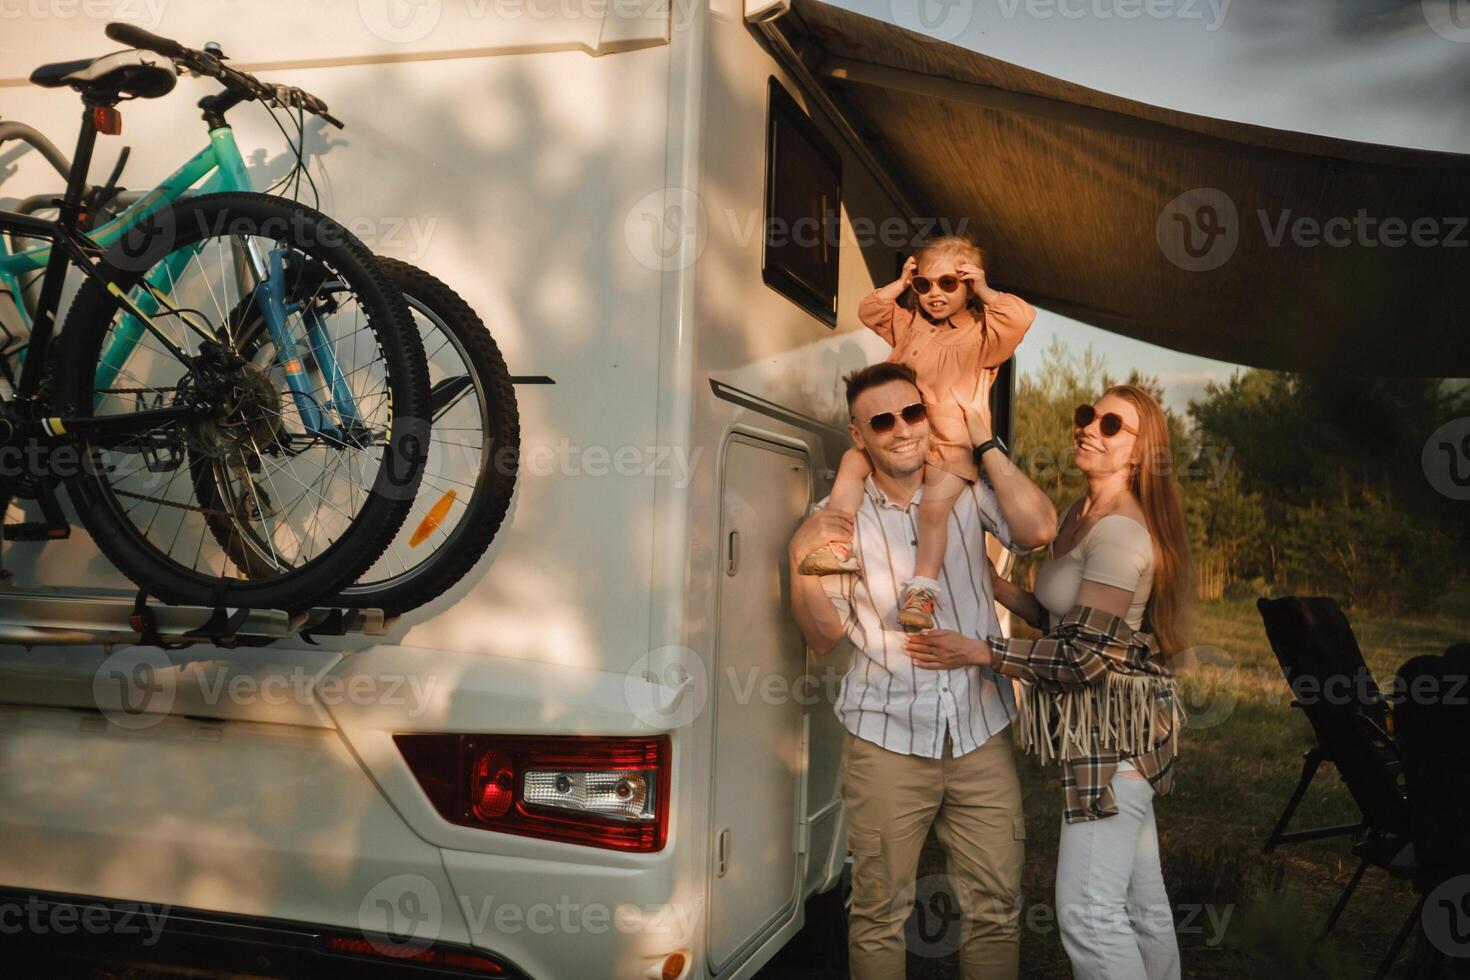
2,0,1463,977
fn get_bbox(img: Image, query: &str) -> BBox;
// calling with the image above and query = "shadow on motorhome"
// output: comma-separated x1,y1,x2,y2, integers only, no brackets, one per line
1,1,1467,979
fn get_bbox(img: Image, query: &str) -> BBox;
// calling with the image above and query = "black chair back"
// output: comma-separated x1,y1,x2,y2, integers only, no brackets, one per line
1257,596,1409,837
1394,651,1470,892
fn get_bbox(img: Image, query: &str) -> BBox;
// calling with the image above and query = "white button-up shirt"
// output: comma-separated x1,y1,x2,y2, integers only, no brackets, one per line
819,473,1025,758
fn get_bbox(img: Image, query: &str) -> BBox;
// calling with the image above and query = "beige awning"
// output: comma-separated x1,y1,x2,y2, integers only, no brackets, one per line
788,0,1469,377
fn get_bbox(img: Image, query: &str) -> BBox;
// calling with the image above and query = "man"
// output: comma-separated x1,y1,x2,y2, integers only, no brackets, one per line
789,361,1056,979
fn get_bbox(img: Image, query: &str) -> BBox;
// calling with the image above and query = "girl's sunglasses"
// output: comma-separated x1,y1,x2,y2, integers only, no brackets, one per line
1074,403,1139,438
857,402,927,433
911,274,964,295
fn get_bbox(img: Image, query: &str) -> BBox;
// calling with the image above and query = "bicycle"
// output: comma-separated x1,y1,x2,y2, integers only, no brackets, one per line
2,23,521,618
0,35,430,613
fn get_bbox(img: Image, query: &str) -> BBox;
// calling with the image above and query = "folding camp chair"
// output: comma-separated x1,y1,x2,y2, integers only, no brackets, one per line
1393,650,1470,979
1256,597,1415,951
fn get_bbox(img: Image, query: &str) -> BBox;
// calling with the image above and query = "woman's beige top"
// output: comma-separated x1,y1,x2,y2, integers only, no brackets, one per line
858,290,1036,482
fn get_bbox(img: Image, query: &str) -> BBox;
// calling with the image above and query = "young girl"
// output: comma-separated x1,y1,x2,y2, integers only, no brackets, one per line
798,236,1035,629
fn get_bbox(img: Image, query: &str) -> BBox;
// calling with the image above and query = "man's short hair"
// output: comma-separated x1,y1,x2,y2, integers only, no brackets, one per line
844,361,919,412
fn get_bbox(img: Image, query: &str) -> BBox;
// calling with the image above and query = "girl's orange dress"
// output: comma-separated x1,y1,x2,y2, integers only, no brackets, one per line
857,290,1036,483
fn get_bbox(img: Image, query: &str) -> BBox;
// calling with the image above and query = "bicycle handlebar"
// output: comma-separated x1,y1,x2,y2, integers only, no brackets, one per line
103,22,343,128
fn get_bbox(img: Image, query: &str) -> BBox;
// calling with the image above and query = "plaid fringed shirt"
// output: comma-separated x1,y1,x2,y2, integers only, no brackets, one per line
988,605,1181,823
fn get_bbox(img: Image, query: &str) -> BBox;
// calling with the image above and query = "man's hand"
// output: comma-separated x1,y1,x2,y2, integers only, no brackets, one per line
904,629,991,669
955,370,995,447
789,508,853,564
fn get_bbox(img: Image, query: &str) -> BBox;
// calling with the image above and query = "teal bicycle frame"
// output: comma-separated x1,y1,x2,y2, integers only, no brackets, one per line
0,126,361,438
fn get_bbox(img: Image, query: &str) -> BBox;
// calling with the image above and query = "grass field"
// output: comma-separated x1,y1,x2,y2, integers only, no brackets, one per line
762,591,1470,979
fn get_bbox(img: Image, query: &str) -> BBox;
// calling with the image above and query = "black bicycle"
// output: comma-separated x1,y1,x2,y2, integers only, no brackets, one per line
0,40,429,612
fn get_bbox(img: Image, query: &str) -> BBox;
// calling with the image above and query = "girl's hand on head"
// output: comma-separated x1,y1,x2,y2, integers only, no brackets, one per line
958,262,997,304
900,255,918,289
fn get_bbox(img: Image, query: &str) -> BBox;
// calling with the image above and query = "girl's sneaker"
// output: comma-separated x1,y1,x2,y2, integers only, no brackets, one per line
898,581,939,629
798,541,861,576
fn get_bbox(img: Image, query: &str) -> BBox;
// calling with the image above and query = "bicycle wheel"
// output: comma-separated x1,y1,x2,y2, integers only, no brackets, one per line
55,192,429,612
208,256,519,616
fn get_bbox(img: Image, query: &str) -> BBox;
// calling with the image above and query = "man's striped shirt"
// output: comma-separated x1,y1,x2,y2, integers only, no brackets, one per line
819,474,1026,758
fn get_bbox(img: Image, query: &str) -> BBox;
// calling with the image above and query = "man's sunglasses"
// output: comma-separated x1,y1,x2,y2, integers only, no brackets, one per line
1074,403,1139,438
911,274,964,295
856,402,927,433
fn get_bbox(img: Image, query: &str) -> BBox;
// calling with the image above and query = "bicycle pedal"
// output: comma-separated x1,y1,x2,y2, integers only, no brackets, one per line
3,522,70,542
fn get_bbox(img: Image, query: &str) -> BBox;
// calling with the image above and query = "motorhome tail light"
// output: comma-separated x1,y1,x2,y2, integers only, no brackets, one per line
395,733,670,852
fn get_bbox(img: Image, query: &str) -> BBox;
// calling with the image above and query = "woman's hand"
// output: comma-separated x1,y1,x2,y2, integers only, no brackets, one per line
904,629,991,669
955,370,995,446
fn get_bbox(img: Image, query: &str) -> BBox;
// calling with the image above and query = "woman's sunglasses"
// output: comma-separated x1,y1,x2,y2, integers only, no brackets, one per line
911,274,964,295
1074,403,1139,438
857,402,927,433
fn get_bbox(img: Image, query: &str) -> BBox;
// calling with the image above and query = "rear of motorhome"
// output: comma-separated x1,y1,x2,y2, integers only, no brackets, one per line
0,2,992,977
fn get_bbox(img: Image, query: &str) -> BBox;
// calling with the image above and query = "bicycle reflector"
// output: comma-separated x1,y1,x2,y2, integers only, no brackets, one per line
394,733,670,852
92,106,121,135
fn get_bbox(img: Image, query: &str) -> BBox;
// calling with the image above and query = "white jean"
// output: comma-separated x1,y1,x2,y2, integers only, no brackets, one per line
1055,773,1181,980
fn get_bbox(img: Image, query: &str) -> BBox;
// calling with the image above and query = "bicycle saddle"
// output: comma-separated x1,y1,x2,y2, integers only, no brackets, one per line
29,49,176,101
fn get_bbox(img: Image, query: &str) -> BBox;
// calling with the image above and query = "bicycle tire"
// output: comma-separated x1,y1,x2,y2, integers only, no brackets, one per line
195,255,520,616
54,192,429,612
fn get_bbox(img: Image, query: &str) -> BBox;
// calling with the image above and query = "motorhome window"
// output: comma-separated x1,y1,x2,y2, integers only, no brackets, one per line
762,78,841,327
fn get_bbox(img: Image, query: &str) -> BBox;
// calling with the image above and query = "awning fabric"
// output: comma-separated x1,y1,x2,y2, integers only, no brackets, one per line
789,0,1469,377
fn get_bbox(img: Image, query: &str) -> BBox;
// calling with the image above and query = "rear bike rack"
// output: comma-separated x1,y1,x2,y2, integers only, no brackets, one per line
0,582,388,649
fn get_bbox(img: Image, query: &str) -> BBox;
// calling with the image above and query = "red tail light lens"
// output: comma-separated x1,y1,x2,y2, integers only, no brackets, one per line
395,733,670,852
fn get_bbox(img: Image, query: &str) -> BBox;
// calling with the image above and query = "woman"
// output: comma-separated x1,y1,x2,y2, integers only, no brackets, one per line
904,383,1193,979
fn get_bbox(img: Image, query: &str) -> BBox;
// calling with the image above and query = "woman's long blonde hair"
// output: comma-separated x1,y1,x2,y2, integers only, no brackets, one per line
1107,384,1195,656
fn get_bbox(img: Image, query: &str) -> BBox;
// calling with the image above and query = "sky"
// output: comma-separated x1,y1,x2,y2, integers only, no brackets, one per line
1014,307,1245,416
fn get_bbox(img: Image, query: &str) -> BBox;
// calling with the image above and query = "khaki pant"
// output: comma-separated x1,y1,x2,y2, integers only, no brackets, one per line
841,729,1025,980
